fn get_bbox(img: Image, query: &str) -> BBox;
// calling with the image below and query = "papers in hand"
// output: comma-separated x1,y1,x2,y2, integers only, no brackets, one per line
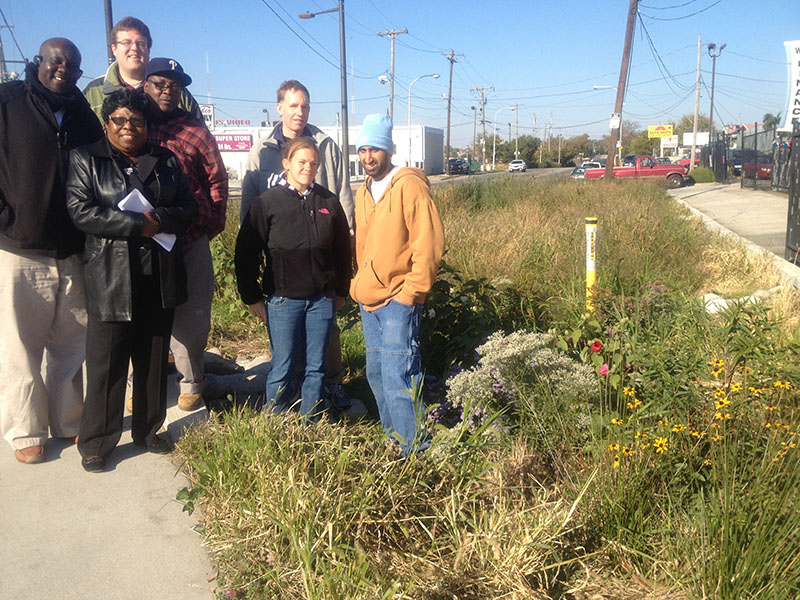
118,188,176,252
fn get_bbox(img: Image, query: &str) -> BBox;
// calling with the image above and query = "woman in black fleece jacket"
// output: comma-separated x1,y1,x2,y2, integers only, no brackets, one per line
235,137,351,419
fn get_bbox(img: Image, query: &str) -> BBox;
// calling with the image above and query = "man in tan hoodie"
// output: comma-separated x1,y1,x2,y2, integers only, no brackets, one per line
351,113,444,455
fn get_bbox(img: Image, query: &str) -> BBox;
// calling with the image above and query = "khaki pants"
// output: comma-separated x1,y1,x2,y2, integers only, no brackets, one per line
170,235,214,395
0,250,86,450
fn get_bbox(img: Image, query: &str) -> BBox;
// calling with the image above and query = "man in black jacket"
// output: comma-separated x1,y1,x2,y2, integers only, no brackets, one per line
0,38,103,464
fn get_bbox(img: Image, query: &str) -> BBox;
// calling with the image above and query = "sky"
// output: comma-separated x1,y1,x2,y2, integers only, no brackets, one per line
2,0,797,147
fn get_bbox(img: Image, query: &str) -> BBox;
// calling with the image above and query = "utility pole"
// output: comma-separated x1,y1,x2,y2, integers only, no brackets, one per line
471,85,493,167
604,0,637,180
471,106,477,163
0,28,7,82
442,49,463,174
707,41,726,140
558,129,562,165
514,104,519,158
377,28,407,121
690,34,701,172
104,0,114,64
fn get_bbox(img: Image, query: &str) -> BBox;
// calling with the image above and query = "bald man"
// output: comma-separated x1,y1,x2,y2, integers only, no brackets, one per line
0,38,103,463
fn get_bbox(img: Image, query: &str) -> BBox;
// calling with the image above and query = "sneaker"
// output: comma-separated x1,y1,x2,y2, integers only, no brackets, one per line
15,445,44,464
326,383,352,410
178,393,203,411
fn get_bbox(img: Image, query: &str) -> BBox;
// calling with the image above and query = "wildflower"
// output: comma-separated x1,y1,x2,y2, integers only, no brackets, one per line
622,445,633,456
623,386,636,397
654,437,668,453
773,380,786,389
730,383,742,392
703,459,712,466
590,341,603,353
611,418,623,425
613,455,620,469
708,359,724,368
671,423,686,432
712,434,723,441
714,412,731,420
711,369,722,378
690,430,704,438
764,404,777,411
635,431,647,439
599,363,609,376
608,443,620,452
626,399,642,409
714,397,731,409
658,419,669,427
713,389,726,398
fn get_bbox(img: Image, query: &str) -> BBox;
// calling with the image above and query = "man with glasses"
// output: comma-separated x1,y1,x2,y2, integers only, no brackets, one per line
0,38,103,463
84,16,200,121
142,58,227,412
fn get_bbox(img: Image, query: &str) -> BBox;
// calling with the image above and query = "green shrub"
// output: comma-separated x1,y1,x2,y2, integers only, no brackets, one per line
691,166,715,183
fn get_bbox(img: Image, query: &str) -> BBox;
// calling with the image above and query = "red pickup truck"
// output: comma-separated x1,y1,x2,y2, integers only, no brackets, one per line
583,154,689,188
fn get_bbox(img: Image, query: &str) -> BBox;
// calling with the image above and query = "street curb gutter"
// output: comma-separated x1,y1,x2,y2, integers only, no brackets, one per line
673,195,800,290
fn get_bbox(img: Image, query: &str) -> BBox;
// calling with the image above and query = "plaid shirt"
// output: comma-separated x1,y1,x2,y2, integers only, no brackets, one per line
148,111,228,242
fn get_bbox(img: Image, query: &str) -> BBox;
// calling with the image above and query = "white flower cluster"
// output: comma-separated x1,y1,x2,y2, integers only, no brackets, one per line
446,330,598,412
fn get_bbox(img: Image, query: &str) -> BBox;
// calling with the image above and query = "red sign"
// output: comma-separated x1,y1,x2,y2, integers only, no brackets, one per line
214,134,252,152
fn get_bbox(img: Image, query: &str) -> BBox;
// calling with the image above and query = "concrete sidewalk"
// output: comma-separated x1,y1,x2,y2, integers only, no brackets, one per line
669,182,800,287
0,376,217,600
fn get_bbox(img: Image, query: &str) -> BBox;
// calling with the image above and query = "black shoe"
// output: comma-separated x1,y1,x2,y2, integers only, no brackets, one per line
134,435,173,455
81,456,105,473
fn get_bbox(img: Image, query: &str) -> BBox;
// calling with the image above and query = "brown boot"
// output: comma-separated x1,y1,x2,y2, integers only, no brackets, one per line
15,445,44,464
178,393,203,411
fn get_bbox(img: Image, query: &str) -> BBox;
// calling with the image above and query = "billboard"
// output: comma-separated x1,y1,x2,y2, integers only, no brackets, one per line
214,134,252,152
780,40,800,132
199,104,214,131
682,132,709,146
648,124,673,138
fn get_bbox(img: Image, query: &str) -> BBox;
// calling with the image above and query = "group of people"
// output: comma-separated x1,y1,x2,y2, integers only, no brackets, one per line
0,15,444,473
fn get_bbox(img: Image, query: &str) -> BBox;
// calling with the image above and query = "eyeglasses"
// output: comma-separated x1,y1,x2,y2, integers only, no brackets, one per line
108,116,145,129
114,39,149,51
147,79,183,92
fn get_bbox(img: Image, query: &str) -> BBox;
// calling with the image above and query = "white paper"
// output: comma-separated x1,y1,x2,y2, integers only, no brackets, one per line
118,189,176,252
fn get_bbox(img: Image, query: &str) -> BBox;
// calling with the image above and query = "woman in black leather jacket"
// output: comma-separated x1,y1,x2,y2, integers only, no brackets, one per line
66,89,196,472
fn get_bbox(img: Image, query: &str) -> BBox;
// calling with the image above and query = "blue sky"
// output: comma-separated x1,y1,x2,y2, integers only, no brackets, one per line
3,0,797,146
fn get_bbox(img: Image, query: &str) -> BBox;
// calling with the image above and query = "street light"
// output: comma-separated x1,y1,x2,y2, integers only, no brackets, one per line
707,42,726,140
492,105,515,171
300,1,350,179
407,73,439,167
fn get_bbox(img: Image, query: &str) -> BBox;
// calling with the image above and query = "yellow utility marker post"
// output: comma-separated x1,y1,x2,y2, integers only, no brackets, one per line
585,217,597,313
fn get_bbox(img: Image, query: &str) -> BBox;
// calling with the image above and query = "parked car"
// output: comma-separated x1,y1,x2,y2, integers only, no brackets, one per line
508,159,527,173
742,153,773,180
583,154,689,188
675,152,701,171
448,157,469,175
581,161,602,169
622,154,641,167
569,166,587,179
728,149,742,175
656,157,672,165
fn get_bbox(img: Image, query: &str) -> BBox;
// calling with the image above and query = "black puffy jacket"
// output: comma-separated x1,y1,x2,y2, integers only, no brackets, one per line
66,139,197,322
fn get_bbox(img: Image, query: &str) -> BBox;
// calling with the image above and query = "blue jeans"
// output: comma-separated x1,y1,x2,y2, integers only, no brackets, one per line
266,293,334,419
360,300,429,455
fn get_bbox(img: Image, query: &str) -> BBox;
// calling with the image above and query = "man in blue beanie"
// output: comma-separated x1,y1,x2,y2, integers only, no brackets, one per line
351,113,444,455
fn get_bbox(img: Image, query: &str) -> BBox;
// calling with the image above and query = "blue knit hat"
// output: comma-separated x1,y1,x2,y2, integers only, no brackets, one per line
357,113,393,153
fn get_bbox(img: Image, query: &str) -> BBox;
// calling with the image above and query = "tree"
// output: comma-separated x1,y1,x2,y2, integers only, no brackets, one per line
674,113,709,138
763,112,782,129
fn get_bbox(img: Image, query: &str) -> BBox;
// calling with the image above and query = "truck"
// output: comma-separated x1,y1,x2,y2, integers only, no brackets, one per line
583,154,690,188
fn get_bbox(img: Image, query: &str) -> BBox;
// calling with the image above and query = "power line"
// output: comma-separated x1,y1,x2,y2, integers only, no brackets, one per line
639,0,700,9
639,0,722,21
0,5,25,61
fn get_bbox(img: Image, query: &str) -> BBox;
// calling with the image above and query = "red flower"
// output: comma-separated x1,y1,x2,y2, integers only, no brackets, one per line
599,363,609,376
590,341,603,353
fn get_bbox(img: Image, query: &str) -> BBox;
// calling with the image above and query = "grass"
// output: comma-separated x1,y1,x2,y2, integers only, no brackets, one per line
186,177,800,599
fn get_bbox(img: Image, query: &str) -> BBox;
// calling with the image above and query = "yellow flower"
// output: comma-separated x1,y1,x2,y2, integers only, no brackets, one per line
658,419,669,427
708,359,724,368
690,430,705,438
764,404,777,411
622,445,633,456
703,458,711,466
623,386,636,397
711,369,722,379
714,412,730,420
712,434,723,441
626,398,642,409
654,437,668,453
608,443,620,452
710,422,720,429
635,430,647,439
714,397,731,409
671,423,687,432
786,381,793,389
730,383,742,392
638,441,651,449
611,418,623,425
613,455,620,469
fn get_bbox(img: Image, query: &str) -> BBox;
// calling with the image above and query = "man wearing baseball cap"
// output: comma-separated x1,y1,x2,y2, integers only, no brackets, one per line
142,57,228,412
351,113,444,455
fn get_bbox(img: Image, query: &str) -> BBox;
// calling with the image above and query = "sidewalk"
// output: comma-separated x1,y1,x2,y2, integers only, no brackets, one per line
669,182,800,287
0,376,217,600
